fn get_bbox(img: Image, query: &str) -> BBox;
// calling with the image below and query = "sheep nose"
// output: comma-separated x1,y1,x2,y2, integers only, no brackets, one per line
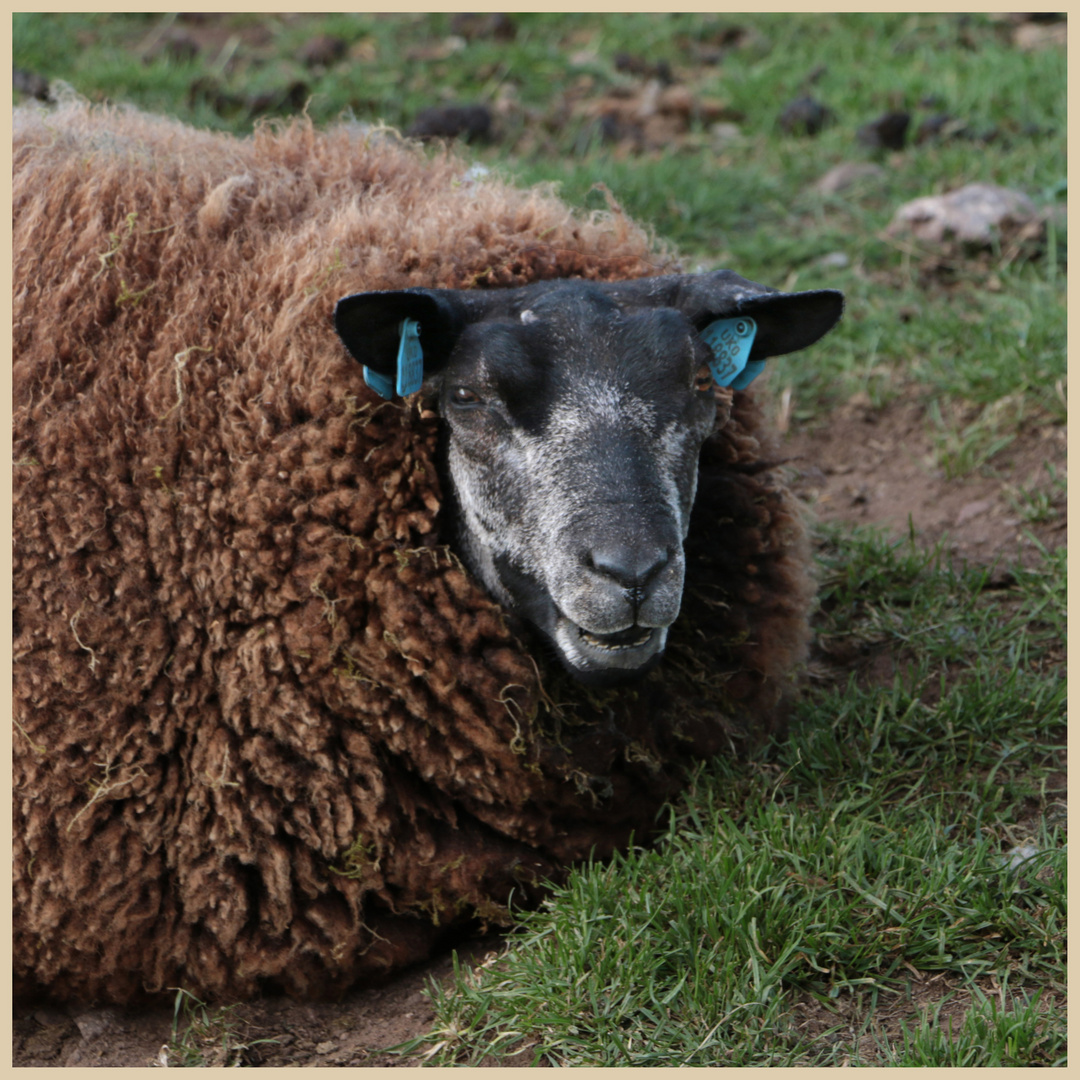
588,543,671,594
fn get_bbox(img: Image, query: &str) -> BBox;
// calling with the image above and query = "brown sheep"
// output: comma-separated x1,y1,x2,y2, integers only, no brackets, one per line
13,101,840,1005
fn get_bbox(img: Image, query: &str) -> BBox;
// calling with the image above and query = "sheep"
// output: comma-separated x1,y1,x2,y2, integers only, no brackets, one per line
13,100,843,1005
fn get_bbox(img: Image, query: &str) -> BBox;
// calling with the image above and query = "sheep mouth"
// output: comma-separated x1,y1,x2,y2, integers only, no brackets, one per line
550,615,667,685
577,625,655,652
487,554,668,682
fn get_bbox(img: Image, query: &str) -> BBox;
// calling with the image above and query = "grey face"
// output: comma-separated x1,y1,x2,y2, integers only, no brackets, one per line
334,269,844,685
434,288,717,683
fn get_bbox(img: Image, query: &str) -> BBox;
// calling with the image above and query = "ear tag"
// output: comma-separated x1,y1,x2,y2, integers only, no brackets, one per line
700,316,759,388
362,318,423,400
730,359,765,390
396,318,424,397
362,366,395,399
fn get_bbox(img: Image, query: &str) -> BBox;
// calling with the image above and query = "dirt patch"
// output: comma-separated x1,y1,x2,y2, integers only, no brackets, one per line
12,395,1066,1068
780,392,1067,565
13,935,504,1068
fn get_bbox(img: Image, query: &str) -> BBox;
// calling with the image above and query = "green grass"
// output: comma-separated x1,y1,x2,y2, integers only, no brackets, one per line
14,12,1065,1066
14,11,1065,442
875,985,1067,1067
400,530,1065,1066
1005,464,1068,526
159,988,278,1068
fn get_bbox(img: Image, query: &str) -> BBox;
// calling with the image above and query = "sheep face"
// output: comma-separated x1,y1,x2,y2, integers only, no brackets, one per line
436,285,717,683
335,271,843,684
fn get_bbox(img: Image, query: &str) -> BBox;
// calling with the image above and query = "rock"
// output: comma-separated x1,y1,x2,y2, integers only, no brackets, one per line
297,34,348,67
450,13,517,42
697,96,741,123
956,497,995,525
915,112,971,144
33,1008,72,1028
777,94,834,136
575,81,739,151
657,84,695,119
817,251,851,269
813,161,886,195
886,183,1043,246
1013,22,1067,51
71,1007,121,1040
711,121,743,149
857,111,911,151
406,103,494,143
22,1025,70,1060
13,68,50,101
613,52,673,83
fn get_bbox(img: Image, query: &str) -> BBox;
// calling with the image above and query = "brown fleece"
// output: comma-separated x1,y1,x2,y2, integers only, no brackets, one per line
13,102,814,1005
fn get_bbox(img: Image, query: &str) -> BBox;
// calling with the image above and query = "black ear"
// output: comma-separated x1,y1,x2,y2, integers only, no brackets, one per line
334,288,469,381
734,289,845,360
671,270,844,360
596,269,844,360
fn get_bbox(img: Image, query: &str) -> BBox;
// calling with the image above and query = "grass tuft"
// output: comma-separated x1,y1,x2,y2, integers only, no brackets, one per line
874,984,1066,1067
158,988,278,1067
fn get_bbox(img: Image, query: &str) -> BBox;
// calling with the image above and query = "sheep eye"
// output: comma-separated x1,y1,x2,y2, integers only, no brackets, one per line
693,364,715,394
451,386,482,406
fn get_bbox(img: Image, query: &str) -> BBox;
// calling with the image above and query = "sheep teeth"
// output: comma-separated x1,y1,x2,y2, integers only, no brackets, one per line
579,627,653,652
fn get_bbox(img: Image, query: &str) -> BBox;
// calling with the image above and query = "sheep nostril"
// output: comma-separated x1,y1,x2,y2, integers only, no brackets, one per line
588,544,671,591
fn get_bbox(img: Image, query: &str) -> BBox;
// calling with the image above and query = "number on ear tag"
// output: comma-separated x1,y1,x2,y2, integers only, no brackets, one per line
700,316,759,388
362,318,424,399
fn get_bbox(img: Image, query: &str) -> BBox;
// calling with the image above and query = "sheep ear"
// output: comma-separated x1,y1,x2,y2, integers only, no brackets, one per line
671,273,844,389
602,269,844,361
666,271,843,360
334,289,468,395
723,289,845,361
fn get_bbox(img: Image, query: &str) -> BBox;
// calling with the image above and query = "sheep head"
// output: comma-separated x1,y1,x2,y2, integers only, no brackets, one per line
335,270,843,685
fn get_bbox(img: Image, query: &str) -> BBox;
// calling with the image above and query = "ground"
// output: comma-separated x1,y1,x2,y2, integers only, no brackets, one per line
11,392,1065,1068
783,391,1066,565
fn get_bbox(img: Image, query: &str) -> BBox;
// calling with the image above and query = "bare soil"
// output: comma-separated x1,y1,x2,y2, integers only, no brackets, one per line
12,395,1066,1068
780,389,1066,565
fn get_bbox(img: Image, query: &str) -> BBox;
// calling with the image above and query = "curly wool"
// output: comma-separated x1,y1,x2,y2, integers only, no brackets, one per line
13,102,814,1005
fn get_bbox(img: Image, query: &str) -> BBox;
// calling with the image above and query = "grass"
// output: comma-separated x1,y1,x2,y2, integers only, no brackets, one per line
158,988,278,1068
874,984,1067,1067
1005,463,1068,526
400,530,1065,1066
13,11,1066,442
14,11,1065,1067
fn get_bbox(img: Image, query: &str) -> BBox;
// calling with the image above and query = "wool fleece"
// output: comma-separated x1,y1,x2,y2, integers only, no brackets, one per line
13,102,815,1004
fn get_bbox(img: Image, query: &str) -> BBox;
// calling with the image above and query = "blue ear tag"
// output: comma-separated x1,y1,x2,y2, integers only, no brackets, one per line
363,319,424,399
700,316,760,389
730,359,765,390
396,318,424,397
363,366,395,400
